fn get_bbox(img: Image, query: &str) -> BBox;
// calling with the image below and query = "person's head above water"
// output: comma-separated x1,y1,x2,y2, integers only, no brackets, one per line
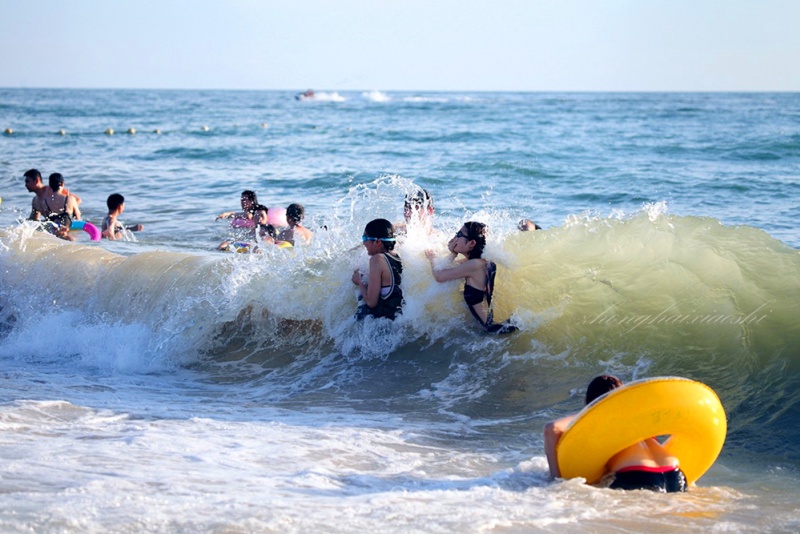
585,374,623,405
107,193,125,212
24,168,42,182
24,169,43,192
253,204,269,225
459,221,487,259
286,203,305,225
48,173,65,192
518,219,542,231
362,218,396,251
240,190,258,211
404,188,434,222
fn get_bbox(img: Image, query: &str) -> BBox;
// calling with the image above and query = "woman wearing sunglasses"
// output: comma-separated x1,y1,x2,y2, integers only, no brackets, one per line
351,218,404,320
425,221,517,334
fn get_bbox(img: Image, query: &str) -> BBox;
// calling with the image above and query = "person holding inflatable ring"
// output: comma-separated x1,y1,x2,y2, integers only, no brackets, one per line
544,374,688,493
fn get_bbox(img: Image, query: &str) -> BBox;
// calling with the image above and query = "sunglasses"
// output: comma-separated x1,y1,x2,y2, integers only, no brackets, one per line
362,236,396,243
455,230,471,240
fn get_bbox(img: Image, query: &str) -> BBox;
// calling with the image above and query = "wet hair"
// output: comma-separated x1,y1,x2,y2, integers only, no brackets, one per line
585,374,623,405
286,203,305,224
463,221,487,260
404,188,433,210
48,173,65,191
107,193,125,211
241,190,258,203
259,223,277,239
363,218,396,251
24,169,41,182
404,188,434,222
252,204,269,216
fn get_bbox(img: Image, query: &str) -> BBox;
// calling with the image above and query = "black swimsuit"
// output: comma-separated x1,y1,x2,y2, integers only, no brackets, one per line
463,261,518,334
610,466,688,493
43,196,73,231
356,252,404,321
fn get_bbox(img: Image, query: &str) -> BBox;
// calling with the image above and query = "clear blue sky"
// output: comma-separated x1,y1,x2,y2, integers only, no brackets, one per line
2,0,798,91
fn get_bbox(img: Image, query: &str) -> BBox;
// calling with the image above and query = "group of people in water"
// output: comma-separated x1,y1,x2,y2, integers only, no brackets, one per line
349,192,688,492
19,170,690,492
215,187,520,334
350,188,519,334
23,168,143,241
215,189,313,252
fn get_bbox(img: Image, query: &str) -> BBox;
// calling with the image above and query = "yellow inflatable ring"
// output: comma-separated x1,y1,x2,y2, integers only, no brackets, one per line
556,377,726,485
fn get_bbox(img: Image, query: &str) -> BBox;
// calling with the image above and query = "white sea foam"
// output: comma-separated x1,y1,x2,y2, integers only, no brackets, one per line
361,90,391,102
2,90,800,532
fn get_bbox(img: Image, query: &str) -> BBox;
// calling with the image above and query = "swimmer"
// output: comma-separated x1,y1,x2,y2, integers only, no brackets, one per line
44,173,82,222
277,203,313,245
395,187,436,236
351,219,404,320
216,190,258,229
544,375,688,493
102,193,144,240
23,169,50,221
518,219,542,231
425,221,517,334
218,206,290,252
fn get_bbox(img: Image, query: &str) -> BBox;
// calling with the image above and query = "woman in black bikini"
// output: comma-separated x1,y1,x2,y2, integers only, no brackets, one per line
425,221,517,334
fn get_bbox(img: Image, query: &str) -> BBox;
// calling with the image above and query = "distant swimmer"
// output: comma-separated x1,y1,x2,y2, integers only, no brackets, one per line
44,173,82,223
352,219,404,321
216,190,259,233
426,221,517,334
277,203,313,246
102,193,144,240
395,187,438,239
218,205,291,252
544,375,688,493
518,219,542,231
23,169,52,221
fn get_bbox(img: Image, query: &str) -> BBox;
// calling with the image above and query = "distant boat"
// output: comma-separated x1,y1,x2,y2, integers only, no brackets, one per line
295,89,315,101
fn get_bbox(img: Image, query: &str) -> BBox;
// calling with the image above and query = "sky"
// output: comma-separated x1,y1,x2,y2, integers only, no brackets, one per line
1,0,798,92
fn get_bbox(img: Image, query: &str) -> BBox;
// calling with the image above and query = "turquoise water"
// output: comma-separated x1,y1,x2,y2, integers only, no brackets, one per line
1,89,799,532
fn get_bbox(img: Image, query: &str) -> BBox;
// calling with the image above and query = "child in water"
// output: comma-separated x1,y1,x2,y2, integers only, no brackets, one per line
351,218,404,320
218,204,290,252
277,203,314,245
102,193,144,240
425,221,517,334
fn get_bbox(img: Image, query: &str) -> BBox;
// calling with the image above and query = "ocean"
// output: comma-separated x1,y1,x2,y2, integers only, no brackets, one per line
1,89,799,532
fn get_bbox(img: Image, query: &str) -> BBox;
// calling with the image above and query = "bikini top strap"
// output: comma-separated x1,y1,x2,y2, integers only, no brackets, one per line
485,261,497,307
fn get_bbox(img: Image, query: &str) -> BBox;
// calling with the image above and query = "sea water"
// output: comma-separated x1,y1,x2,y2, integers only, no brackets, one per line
1,89,799,532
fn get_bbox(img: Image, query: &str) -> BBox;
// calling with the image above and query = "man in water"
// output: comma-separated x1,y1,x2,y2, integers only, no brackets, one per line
544,374,688,492
23,169,50,220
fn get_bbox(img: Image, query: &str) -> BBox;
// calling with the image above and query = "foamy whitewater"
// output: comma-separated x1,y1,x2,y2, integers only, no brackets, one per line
1,90,799,532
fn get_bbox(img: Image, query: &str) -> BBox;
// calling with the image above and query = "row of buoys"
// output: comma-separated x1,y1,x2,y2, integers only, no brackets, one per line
3,124,269,136
103,128,141,135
